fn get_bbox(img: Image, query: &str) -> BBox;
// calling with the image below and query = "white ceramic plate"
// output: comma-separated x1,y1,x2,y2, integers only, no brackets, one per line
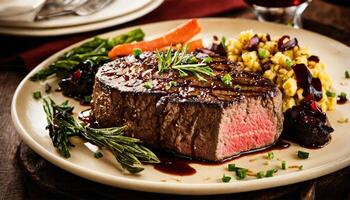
0,0,163,36
11,18,350,195
0,0,45,17
0,0,152,28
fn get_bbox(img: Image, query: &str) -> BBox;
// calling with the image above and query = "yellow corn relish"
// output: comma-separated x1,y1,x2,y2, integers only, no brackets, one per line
226,31,334,112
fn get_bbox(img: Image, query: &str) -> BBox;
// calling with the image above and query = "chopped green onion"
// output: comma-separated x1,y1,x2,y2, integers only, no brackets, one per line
33,91,42,99
221,36,227,50
258,48,267,59
202,56,213,64
326,90,336,97
338,92,347,99
187,56,199,64
45,83,52,93
133,48,142,57
265,169,275,177
234,85,241,91
221,73,232,87
299,165,304,170
235,168,247,180
285,58,294,69
345,71,350,79
297,151,309,159
256,171,265,179
165,81,177,90
84,95,92,103
267,152,274,160
94,151,103,159
228,164,236,172
222,174,231,183
143,81,153,89
282,161,287,170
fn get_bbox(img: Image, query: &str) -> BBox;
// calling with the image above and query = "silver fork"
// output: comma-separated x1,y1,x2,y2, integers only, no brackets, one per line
36,0,113,20
36,0,87,20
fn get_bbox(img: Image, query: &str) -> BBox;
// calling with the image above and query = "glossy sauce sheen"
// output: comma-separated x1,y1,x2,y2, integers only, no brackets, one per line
153,140,290,176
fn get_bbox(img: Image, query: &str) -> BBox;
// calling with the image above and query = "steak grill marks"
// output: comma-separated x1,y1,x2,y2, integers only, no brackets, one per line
98,51,277,104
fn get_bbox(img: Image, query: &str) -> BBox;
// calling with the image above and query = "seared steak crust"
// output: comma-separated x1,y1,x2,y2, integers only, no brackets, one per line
92,51,283,161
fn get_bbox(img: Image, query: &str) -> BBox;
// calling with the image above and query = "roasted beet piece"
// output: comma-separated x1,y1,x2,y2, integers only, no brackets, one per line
308,55,320,63
261,60,273,72
246,34,259,51
282,100,333,148
280,38,298,51
266,33,271,41
293,63,323,101
278,35,298,51
209,36,226,56
58,60,98,101
278,35,290,49
293,63,312,90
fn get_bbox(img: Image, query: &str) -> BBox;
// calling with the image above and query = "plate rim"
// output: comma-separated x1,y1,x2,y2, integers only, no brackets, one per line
0,0,153,28
0,0,163,37
11,18,350,195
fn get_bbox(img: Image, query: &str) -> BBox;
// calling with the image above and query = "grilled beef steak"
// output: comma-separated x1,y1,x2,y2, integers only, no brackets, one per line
91,51,283,161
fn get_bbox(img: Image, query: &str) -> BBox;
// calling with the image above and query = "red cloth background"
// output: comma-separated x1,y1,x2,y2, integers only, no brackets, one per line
4,0,245,70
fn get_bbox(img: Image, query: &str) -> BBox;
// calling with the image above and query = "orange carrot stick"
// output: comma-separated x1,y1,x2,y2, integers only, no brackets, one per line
108,19,201,58
186,39,203,52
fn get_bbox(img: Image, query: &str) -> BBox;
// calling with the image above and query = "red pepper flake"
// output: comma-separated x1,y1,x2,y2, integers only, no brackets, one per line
311,101,318,112
73,69,81,80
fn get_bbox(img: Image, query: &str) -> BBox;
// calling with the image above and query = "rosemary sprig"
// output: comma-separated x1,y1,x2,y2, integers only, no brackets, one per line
42,97,160,173
156,45,215,81
156,45,188,73
172,64,215,81
43,98,79,158
82,126,159,173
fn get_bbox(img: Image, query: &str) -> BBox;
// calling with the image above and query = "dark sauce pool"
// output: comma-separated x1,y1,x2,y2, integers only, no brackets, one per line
153,140,290,176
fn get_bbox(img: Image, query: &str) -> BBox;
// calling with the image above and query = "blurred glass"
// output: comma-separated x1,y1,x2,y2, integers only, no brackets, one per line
323,0,350,7
244,0,311,28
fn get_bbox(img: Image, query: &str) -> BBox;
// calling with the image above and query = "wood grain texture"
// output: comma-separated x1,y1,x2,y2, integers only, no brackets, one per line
0,0,350,199
0,70,26,200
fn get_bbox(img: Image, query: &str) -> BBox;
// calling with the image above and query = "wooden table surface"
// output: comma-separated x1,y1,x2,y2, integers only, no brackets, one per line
1,0,350,199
